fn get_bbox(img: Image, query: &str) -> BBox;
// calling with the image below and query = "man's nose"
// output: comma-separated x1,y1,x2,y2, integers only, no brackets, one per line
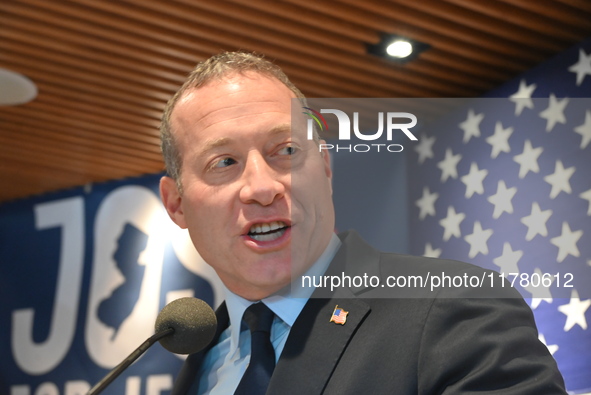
239,152,286,206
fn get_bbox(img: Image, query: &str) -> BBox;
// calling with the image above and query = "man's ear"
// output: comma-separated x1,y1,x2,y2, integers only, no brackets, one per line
319,140,333,192
159,176,187,228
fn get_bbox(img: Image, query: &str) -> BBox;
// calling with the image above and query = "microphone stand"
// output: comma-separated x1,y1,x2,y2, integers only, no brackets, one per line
87,327,175,395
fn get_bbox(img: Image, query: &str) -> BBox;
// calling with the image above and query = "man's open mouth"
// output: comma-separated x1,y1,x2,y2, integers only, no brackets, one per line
248,221,289,242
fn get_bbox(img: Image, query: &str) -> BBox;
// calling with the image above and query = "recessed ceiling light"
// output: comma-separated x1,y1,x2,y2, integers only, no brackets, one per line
386,40,413,58
0,68,37,106
367,34,430,64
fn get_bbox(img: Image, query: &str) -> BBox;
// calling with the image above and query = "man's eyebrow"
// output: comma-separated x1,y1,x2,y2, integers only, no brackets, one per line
267,124,292,137
199,124,292,154
200,137,231,153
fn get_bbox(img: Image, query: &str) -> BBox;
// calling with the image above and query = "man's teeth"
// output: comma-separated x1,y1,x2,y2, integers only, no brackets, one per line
248,221,288,241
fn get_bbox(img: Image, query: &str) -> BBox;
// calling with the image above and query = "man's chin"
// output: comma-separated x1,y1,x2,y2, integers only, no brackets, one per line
236,280,292,301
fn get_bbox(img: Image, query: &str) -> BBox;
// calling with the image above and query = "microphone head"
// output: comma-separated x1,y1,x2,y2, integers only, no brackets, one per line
155,297,217,355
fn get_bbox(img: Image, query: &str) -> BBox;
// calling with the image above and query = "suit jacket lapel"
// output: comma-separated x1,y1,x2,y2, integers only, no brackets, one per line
267,231,377,394
268,291,370,395
171,302,229,395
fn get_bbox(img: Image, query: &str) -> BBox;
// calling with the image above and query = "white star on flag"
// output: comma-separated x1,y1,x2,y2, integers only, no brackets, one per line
439,206,465,241
423,243,442,258
486,121,513,158
492,242,522,274
544,160,575,199
558,289,591,331
414,133,436,164
513,139,543,179
461,162,488,198
520,202,552,241
539,94,569,132
539,334,559,356
460,109,484,143
580,188,591,215
415,187,439,220
509,79,537,115
574,110,591,149
568,48,591,86
550,222,583,263
464,221,493,258
437,148,462,182
524,268,554,308
487,180,517,219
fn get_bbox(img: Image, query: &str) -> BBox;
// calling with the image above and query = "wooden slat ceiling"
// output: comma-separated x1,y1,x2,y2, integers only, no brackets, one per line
1,0,590,203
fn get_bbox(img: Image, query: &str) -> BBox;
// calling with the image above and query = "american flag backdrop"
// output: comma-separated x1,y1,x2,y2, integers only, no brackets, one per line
408,38,591,393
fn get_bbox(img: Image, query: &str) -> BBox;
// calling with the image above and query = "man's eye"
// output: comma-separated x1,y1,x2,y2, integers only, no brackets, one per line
212,157,236,168
278,145,297,156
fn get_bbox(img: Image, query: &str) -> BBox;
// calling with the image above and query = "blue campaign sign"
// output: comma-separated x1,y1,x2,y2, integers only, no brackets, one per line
0,173,224,395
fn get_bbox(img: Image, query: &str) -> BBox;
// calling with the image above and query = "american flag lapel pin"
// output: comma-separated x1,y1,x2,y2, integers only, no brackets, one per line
330,305,348,325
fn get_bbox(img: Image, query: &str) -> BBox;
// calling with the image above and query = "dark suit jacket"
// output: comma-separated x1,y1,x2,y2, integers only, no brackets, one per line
172,231,567,394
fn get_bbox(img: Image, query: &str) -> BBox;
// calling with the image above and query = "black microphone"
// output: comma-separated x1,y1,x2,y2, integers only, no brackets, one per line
88,297,217,395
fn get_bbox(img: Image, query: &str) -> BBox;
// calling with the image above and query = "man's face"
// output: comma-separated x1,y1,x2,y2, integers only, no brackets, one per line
160,72,335,300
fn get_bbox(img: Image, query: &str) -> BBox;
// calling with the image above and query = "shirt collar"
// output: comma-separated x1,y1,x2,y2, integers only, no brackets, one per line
223,233,342,356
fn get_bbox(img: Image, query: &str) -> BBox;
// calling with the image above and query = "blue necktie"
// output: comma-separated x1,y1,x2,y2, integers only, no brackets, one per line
234,303,276,395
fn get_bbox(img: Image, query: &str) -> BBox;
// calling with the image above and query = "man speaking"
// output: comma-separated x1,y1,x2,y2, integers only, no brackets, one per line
159,51,567,394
